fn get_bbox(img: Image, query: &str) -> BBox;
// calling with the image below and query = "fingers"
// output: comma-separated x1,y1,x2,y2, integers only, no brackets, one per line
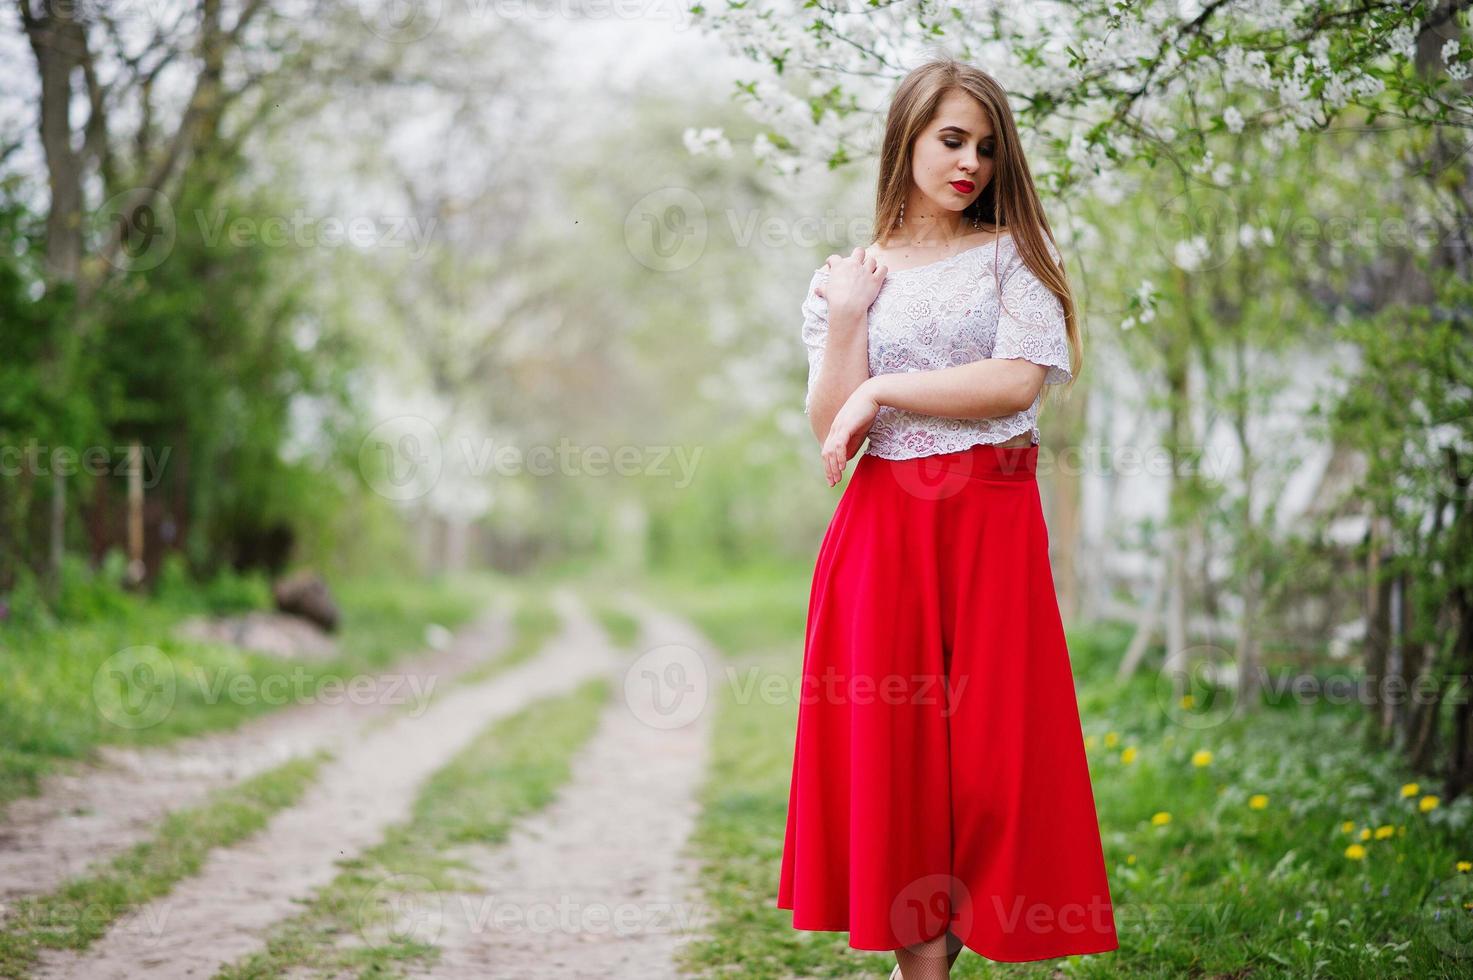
874,263,887,278
822,435,846,487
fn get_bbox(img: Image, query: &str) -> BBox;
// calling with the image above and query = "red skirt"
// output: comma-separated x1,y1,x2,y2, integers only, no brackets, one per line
776,443,1119,962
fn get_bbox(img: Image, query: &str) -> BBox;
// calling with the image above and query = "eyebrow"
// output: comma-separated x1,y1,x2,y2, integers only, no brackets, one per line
938,125,994,139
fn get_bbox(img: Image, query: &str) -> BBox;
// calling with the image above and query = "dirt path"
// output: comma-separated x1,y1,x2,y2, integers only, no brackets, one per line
28,587,608,980
0,596,513,911
402,589,718,979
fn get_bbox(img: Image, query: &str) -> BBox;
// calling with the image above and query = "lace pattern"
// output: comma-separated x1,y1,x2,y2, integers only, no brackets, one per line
799,232,1072,460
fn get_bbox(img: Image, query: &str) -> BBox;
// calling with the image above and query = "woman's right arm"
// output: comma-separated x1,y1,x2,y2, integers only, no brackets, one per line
801,267,873,445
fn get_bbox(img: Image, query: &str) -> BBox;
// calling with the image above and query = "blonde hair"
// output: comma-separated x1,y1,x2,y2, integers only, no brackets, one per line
872,57,1082,396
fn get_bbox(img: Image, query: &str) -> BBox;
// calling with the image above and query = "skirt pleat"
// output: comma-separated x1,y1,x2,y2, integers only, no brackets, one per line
776,443,1119,963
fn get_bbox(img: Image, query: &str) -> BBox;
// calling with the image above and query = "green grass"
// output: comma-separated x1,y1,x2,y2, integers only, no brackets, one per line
589,600,643,649
0,569,501,807
215,675,611,979
448,585,562,689
0,752,328,978
642,559,1473,979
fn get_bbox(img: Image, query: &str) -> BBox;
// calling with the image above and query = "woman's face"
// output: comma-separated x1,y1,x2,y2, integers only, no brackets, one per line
909,88,995,219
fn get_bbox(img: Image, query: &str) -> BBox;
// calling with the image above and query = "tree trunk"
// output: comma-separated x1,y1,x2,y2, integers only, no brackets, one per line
21,0,86,285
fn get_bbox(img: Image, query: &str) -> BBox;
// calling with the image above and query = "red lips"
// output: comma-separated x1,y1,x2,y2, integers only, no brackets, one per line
951,180,975,193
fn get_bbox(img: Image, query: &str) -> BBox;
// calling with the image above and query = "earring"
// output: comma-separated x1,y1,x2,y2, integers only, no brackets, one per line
898,201,905,227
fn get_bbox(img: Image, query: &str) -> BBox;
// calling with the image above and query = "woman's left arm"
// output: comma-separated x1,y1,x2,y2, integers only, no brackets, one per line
817,360,1043,486
861,359,1044,418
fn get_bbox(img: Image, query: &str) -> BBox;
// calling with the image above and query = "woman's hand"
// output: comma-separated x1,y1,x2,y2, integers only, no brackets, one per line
822,379,881,487
816,247,888,323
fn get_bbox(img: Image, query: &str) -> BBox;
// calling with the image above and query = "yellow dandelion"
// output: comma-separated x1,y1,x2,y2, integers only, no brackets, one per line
1191,749,1213,767
1126,854,1136,865
1180,694,1195,709
1401,783,1419,798
1374,825,1394,840
1104,731,1119,748
1340,820,1355,834
1456,861,1471,873
1121,747,1137,764
1151,811,1171,826
1420,795,1440,813
1345,843,1367,860
1248,794,1268,810
1359,827,1372,841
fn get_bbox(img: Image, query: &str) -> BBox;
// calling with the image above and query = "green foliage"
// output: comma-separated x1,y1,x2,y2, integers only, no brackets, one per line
52,551,134,623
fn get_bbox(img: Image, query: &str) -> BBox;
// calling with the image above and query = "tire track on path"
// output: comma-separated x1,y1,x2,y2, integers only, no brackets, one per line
400,589,719,980
29,587,606,980
0,596,513,912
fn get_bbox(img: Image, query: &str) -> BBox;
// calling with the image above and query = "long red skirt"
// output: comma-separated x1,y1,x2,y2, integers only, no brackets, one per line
776,443,1119,962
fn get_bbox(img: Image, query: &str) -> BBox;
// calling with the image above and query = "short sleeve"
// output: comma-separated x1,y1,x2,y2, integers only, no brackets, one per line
800,267,830,414
994,238,1072,385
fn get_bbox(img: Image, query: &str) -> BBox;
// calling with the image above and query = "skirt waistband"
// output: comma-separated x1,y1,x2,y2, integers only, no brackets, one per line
867,442,1038,482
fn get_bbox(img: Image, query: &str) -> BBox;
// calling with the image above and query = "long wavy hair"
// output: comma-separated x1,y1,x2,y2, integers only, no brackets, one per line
871,58,1082,397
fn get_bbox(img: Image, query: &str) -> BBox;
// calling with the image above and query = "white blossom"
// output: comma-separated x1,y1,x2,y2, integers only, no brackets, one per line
1388,25,1417,60
1172,235,1210,271
1223,106,1245,134
683,127,733,159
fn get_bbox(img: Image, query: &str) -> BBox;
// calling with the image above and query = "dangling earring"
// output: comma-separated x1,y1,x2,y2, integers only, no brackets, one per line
897,201,905,228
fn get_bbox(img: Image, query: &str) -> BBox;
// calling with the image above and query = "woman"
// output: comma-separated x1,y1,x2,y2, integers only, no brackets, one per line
775,59,1120,978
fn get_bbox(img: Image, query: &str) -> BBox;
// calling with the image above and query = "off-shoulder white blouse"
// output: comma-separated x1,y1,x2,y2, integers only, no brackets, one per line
800,231,1072,460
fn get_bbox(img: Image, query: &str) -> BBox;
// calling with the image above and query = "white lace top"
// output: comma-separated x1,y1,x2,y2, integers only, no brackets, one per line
800,232,1072,460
